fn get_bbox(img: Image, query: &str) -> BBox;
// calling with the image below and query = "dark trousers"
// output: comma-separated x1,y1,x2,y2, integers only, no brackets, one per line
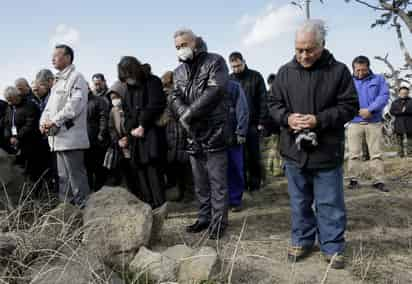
284,160,346,255
165,160,193,198
244,125,262,191
85,146,108,192
227,144,245,206
190,150,229,229
133,163,165,209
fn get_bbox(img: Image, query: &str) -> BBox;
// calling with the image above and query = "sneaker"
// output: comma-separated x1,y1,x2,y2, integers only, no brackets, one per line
373,182,389,192
186,220,210,233
323,253,345,269
231,205,242,212
347,179,359,190
287,246,313,263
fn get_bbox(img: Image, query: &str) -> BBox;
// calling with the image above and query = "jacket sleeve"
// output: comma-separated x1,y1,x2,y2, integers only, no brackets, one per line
97,97,109,138
51,75,88,127
268,69,291,128
256,72,268,125
122,91,134,133
108,111,119,143
3,109,11,140
236,85,249,137
139,77,166,129
17,104,40,141
367,75,389,113
390,99,404,116
188,57,229,120
316,67,360,130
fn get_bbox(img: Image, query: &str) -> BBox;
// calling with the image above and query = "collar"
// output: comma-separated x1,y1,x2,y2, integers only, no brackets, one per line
56,64,75,80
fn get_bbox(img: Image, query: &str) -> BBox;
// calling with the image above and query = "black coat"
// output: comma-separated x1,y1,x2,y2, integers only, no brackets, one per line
170,47,230,154
230,66,267,126
123,74,166,165
269,50,359,169
390,97,412,134
4,98,43,156
0,100,8,150
165,109,189,163
87,93,109,148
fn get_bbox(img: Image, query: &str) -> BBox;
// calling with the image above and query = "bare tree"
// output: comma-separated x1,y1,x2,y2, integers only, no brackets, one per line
291,0,324,19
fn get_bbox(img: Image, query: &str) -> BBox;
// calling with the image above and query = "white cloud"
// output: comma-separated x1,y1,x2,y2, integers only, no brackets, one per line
49,24,80,48
241,4,303,47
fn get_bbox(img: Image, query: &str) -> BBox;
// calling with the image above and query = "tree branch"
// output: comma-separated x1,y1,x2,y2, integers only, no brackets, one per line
379,0,412,32
350,0,386,10
392,17,412,69
375,54,402,91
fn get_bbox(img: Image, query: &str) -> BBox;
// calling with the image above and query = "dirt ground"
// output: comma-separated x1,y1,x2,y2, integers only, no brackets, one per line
156,157,412,284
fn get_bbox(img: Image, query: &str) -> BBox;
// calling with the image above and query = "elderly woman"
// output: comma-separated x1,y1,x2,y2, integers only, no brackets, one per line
3,86,45,182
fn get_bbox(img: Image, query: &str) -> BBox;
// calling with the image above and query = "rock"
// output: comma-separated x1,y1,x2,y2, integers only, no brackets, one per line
28,245,118,284
82,186,153,270
129,246,178,282
0,149,25,210
150,202,168,244
0,232,18,257
178,246,219,283
162,244,194,263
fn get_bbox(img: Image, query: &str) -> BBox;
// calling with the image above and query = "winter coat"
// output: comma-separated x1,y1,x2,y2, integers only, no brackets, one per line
390,96,412,134
87,92,109,148
169,40,230,154
269,49,359,169
40,64,90,151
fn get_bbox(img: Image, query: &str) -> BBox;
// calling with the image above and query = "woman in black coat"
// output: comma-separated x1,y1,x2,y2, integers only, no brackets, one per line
118,56,166,208
390,86,412,157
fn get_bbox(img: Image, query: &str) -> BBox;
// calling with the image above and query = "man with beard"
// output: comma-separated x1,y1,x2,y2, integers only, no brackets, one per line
118,56,166,208
92,73,111,108
169,29,230,239
229,52,267,193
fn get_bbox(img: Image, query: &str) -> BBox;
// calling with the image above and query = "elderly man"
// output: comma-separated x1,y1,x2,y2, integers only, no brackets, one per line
269,20,359,269
347,56,390,191
169,29,230,239
34,69,54,113
40,44,90,207
15,78,37,107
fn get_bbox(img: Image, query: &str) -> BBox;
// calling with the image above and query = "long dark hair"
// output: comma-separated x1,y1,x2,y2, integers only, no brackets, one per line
117,56,147,83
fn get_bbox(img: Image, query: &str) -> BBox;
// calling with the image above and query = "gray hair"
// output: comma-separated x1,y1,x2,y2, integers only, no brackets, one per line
296,19,327,46
35,69,54,84
173,28,197,40
14,77,30,87
3,86,21,100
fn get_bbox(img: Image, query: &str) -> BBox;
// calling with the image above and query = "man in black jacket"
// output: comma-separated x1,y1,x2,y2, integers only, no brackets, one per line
269,20,359,269
390,86,412,157
229,52,267,192
169,29,230,239
0,100,8,151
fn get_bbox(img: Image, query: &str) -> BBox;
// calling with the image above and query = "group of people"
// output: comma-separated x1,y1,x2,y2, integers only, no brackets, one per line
0,18,408,270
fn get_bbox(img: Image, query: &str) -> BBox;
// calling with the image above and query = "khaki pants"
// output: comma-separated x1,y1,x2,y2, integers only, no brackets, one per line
347,123,385,184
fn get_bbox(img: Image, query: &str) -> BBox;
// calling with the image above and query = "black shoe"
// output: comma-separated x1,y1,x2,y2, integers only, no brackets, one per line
287,246,313,263
186,220,210,233
209,226,226,240
348,179,359,190
373,182,389,192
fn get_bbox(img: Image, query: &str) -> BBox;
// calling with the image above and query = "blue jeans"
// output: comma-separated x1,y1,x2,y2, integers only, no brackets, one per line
284,160,346,255
227,144,245,206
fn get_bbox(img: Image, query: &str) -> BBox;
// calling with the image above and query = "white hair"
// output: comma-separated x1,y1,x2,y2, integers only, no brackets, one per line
296,19,327,46
3,86,20,100
173,28,197,40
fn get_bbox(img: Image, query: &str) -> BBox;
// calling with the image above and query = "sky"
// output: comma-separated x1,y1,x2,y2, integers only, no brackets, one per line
0,0,411,98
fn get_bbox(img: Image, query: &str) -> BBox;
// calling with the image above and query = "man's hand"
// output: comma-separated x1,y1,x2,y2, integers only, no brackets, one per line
288,113,304,131
10,137,18,146
237,135,246,144
131,126,145,138
118,136,128,148
40,125,47,134
257,124,264,131
359,109,372,119
298,114,317,129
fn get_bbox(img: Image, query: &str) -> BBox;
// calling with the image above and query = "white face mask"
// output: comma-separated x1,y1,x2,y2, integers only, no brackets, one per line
177,47,194,62
112,98,121,107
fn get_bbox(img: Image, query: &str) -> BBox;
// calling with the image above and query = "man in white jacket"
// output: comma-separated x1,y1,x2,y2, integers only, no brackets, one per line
40,44,90,207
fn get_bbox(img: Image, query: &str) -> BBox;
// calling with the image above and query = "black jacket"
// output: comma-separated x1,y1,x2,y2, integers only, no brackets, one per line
269,50,359,169
0,100,8,150
123,74,166,165
230,66,267,126
165,109,189,163
4,98,43,155
170,42,230,154
87,93,109,148
390,97,412,134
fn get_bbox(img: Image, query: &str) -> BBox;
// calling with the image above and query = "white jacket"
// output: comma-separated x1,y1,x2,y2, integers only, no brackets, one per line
40,65,90,151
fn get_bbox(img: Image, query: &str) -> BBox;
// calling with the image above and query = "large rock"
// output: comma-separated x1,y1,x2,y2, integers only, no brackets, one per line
82,187,153,270
163,244,194,263
178,246,219,283
28,245,123,284
150,202,168,244
0,149,25,210
129,246,178,282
